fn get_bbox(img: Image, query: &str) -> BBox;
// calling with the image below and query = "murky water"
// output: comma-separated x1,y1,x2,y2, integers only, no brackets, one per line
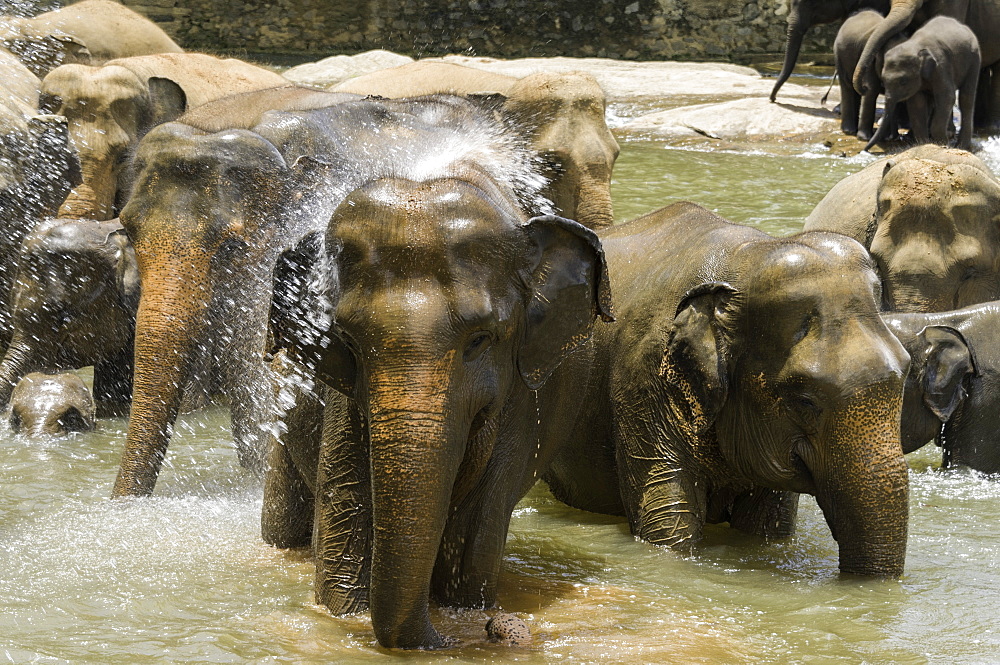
3,135,1000,663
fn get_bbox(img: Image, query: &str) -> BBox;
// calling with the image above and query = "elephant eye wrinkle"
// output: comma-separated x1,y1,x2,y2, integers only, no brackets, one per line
464,332,492,362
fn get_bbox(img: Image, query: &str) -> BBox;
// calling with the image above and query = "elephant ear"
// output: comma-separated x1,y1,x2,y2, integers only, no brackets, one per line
517,215,614,390
106,226,140,304
142,77,187,134
916,325,976,422
660,282,739,435
268,231,355,394
919,48,937,80
27,114,82,206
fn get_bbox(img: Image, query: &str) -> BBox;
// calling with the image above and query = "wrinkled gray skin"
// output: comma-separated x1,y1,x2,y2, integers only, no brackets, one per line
9,371,95,436
544,202,910,579
865,16,981,151
771,0,890,102
0,218,137,416
262,96,612,650
835,10,907,140
884,302,1000,473
0,48,82,351
0,0,182,78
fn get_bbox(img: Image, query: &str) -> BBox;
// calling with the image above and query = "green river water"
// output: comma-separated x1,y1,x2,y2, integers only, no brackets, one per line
2,131,1000,663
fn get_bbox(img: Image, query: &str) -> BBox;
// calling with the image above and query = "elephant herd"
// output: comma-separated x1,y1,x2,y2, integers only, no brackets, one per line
1,0,1000,653
771,0,1000,151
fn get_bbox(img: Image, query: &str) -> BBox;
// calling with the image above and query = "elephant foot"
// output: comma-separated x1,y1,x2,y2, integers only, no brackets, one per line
856,129,872,142
485,612,531,646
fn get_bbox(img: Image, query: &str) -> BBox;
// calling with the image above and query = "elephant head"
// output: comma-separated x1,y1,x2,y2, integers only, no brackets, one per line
271,174,611,649
890,322,975,453
0,218,138,409
8,371,96,436
502,71,619,230
112,122,314,497
40,63,187,220
853,0,939,95
770,0,890,102
870,159,1000,312
663,231,909,577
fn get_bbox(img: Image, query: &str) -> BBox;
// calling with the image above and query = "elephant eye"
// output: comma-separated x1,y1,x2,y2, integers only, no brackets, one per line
464,332,492,362
783,393,822,434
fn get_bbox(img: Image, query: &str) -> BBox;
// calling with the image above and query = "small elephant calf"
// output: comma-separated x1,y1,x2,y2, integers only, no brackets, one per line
884,301,1000,474
9,371,96,436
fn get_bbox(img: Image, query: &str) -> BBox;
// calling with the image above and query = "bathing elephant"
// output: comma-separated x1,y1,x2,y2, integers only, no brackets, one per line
8,371,96,436
0,48,82,351
852,0,1000,131
260,96,612,649
808,149,1000,312
333,61,619,230
865,16,980,151
834,10,904,140
803,144,993,244
883,302,1000,473
40,52,287,220
543,202,910,578
770,0,891,103
0,0,182,78
0,218,138,416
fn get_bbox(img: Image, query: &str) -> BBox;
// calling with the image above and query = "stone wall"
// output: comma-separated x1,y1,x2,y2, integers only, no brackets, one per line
52,0,841,62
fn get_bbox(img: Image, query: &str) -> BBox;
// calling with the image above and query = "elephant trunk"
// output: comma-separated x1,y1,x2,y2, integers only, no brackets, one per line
112,259,209,497
771,14,808,102
853,2,916,95
366,358,463,649
0,335,36,408
812,384,909,577
572,169,616,231
864,98,896,152
57,160,117,220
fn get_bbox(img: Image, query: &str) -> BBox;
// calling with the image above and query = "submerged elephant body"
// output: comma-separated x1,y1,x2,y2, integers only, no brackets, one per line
9,371,96,436
544,202,910,578
262,95,612,649
0,218,137,416
885,301,1000,472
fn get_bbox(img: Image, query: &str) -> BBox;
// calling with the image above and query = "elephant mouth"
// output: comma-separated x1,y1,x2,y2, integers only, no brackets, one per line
788,440,819,496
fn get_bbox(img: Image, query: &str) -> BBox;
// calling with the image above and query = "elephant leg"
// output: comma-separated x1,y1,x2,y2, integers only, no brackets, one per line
313,392,372,615
728,487,800,540
841,86,861,135
94,346,134,418
956,72,978,150
614,392,707,548
226,360,271,473
930,86,955,146
858,90,879,141
907,95,931,143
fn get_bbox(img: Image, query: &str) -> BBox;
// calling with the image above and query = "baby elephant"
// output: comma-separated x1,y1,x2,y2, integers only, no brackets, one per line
884,302,1000,474
9,372,96,436
866,16,980,151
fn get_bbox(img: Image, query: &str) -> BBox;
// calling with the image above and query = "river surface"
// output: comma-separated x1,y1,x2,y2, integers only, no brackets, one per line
3,129,1000,663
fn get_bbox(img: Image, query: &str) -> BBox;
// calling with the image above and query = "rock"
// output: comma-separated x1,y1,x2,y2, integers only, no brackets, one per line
485,612,531,646
282,49,414,88
623,97,838,139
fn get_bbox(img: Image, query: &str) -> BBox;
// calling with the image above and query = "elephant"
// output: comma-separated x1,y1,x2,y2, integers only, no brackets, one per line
770,0,891,103
0,47,82,351
883,302,1000,473
333,61,620,230
40,52,287,220
112,93,527,497
0,0,183,78
834,10,906,140
0,218,138,416
542,201,910,578
259,96,612,650
852,0,1000,131
805,147,1000,312
8,371,96,436
864,16,981,151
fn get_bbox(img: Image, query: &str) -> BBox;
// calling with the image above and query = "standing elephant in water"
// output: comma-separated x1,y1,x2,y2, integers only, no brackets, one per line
543,202,910,578
804,145,1000,312
262,96,612,649
8,371,96,436
852,0,1000,131
884,302,1000,473
770,0,890,102
0,218,138,416
0,0,183,77
333,61,620,230
40,52,286,220
865,16,980,151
